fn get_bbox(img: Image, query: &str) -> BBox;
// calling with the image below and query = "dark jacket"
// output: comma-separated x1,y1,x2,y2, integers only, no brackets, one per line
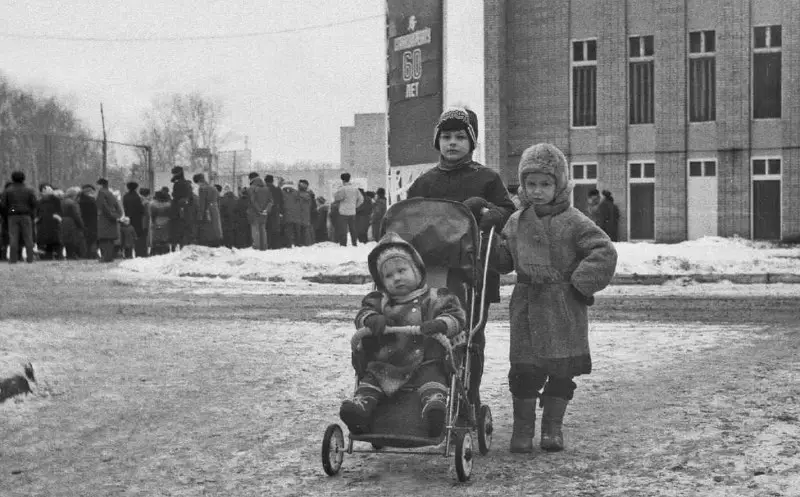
36,194,63,245
78,193,98,242
123,191,146,237
149,198,172,245
406,159,515,303
247,177,273,224
96,187,122,241
1,183,37,217
60,197,85,246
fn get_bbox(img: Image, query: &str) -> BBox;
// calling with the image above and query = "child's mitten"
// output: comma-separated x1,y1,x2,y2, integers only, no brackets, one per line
570,285,596,306
420,319,448,336
364,315,387,336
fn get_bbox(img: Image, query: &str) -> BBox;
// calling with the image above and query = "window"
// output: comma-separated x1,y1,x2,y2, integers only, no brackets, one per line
689,31,716,122
689,160,717,177
629,35,655,124
753,25,781,119
572,39,597,127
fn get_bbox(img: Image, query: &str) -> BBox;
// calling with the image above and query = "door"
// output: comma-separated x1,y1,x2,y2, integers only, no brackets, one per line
572,183,596,217
687,160,718,240
753,180,781,240
629,183,655,240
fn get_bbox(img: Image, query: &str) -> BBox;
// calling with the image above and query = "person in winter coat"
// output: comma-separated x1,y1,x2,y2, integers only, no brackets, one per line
169,166,195,249
333,172,363,246
119,217,137,258
235,188,252,249
78,184,98,259
314,196,330,243
60,187,85,259
490,143,617,453
339,232,467,438
280,181,303,247
36,184,63,260
148,189,172,255
1,171,37,263
406,106,516,412
297,179,316,245
370,187,387,241
246,176,273,250
219,185,238,249
264,175,284,249
193,173,223,247
96,178,123,263
601,190,621,242
122,182,146,257
355,189,373,243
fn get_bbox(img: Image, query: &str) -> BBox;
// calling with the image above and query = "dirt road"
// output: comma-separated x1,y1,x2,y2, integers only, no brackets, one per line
1,262,799,496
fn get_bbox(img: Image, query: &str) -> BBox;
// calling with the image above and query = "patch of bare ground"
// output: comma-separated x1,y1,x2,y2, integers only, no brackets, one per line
0,261,798,496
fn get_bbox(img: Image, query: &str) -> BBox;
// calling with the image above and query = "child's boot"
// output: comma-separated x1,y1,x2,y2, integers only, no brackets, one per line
339,386,381,435
540,396,568,451
420,384,448,438
510,397,537,453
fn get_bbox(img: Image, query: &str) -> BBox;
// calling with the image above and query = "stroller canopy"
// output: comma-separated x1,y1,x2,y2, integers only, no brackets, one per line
380,198,481,286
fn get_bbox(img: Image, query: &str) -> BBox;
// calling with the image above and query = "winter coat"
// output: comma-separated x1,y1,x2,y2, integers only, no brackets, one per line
1,183,37,217
267,183,283,225
333,182,363,216
281,186,303,224
315,204,330,242
148,199,172,246
119,223,137,249
36,194,63,245
78,193,98,242
123,191,146,237
246,177,273,224
235,192,252,248
406,157,516,303
355,195,373,235
297,190,314,226
195,182,223,244
60,197,85,247
219,192,238,247
355,233,468,392
370,197,387,239
96,187,123,241
492,143,617,376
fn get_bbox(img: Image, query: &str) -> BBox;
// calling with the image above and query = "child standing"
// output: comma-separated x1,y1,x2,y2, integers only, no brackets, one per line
340,232,466,438
491,143,617,453
119,217,137,259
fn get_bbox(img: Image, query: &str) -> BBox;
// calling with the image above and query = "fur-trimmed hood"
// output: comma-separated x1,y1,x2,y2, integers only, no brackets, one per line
367,232,426,294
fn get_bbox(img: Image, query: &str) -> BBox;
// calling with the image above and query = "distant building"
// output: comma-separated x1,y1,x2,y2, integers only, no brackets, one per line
485,0,800,242
340,113,387,192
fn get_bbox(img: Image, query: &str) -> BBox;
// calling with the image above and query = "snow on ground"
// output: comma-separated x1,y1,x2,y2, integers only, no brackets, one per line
117,236,800,285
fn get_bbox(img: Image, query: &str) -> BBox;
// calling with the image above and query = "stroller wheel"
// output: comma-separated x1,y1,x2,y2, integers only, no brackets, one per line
477,405,493,455
454,431,474,482
321,424,345,476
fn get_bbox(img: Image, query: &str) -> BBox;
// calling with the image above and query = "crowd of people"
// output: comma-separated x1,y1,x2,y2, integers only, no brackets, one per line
0,166,391,263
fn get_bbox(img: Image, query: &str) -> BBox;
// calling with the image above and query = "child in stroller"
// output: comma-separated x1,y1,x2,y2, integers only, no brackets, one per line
339,232,467,438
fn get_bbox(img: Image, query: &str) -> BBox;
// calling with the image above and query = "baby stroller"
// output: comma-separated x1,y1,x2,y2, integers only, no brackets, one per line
321,197,496,482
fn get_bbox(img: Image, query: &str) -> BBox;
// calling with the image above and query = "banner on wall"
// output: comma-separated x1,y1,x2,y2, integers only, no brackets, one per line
386,0,443,171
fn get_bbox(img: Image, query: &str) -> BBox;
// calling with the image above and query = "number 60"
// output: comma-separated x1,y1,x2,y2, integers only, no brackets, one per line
402,48,422,82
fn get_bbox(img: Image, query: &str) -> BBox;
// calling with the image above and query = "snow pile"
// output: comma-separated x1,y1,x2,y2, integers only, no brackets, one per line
116,236,800,283
615,236,800,275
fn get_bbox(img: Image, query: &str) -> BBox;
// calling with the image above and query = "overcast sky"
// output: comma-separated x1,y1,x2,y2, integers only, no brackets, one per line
0,0,481,165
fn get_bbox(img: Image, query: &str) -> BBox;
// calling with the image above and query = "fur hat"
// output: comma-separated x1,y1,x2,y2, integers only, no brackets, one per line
433,107,478,152
517,143,572,207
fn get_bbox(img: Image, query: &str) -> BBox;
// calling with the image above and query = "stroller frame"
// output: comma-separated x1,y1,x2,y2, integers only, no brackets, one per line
321,198,496,482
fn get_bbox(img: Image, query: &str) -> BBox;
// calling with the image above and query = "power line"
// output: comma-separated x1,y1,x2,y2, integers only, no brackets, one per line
0,14,383,43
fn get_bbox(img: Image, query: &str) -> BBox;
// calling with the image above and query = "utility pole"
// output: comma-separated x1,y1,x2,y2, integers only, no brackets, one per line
100,103,108,177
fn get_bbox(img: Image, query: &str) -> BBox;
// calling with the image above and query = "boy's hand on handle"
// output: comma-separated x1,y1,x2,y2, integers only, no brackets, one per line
479,208,504,231
364,315,387,336
463,196,488,219
420,319,448,336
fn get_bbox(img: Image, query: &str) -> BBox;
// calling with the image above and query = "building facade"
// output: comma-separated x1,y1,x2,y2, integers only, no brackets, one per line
485,0,800,241
340,112,387,192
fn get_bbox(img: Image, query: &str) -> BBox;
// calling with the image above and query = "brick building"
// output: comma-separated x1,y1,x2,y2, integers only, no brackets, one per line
340,112,387,192
484,0,800,241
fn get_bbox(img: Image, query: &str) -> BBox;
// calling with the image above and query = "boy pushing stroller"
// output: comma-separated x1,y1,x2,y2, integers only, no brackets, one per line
340,232,467,438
